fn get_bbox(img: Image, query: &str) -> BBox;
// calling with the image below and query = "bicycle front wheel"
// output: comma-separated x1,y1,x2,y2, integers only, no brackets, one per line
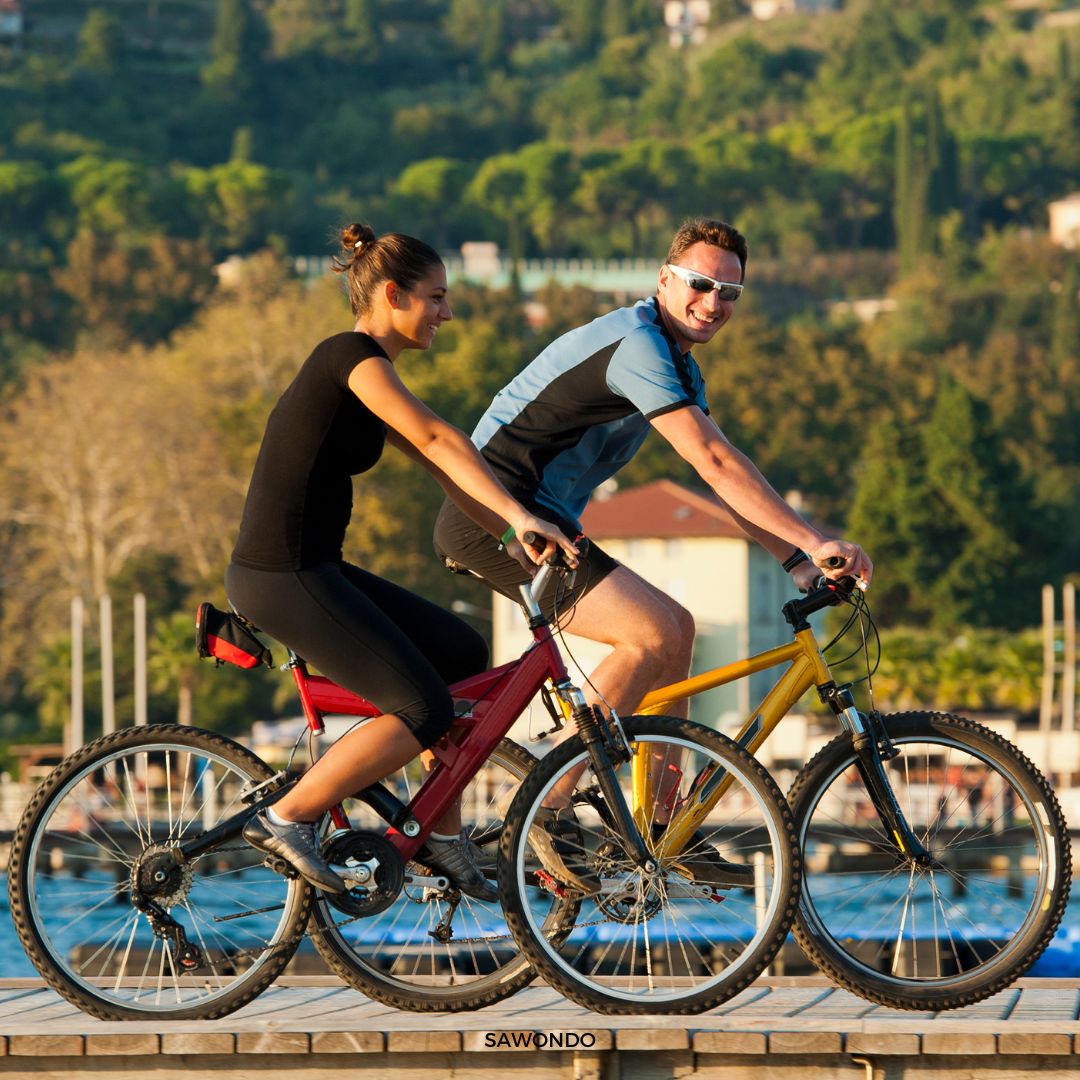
789,711,1071,1010
499,716,800,1015
7,725,314,1020
310,737,567,1011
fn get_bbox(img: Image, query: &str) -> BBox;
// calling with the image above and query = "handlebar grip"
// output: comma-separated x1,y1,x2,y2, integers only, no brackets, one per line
521,530,538,550
821,555,846,570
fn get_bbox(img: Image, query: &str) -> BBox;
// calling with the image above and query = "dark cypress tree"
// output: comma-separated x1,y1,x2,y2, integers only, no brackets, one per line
895,96,928,274
77,9,124,76
201,0,266,102
344,0,379,55
602,0,630,40
1050,258,1080,368
925,86,959,221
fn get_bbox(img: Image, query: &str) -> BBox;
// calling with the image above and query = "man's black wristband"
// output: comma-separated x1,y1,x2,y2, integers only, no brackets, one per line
782,549,810,572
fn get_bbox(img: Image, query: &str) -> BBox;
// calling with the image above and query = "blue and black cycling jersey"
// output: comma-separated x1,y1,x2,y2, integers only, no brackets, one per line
472,297,710,531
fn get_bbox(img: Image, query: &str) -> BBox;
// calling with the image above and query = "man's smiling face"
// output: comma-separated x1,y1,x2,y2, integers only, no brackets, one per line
656,241,743,353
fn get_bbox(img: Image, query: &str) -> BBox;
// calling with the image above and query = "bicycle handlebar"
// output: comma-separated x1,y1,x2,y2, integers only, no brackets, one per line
519,530,588,613
783,573,858,627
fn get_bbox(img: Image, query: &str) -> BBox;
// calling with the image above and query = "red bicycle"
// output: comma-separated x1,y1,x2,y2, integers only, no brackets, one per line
8,553,799,1019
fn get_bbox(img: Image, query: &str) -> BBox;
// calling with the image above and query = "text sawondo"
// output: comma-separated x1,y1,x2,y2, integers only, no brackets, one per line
483,1032,598,1049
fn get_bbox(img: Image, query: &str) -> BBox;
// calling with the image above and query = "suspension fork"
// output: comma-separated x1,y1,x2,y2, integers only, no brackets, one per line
824,684,933,865
569,700,655,871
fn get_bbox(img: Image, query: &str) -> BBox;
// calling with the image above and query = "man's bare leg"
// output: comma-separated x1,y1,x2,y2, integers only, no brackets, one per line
542,565,695,810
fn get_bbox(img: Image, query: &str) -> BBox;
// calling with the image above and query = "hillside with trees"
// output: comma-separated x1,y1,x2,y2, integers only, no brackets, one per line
0,0,1077,744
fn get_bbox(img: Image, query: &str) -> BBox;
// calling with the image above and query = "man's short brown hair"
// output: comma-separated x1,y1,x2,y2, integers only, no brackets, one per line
665,218,748,281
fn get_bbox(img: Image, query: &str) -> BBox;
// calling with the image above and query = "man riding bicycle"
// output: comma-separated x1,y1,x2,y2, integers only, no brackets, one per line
434,217,873,891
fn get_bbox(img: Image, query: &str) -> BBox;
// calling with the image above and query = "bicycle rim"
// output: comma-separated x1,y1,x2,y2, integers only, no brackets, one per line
9,727,311,1019
793,713,1071,1006
502,718,799,1014
311,738,570,1011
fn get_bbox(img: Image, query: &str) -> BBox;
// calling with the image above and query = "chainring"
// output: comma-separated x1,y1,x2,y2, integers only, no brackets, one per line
321,830,405,917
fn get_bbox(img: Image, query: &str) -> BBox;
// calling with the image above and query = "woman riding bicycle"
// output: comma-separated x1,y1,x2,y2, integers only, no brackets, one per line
225,222,577,898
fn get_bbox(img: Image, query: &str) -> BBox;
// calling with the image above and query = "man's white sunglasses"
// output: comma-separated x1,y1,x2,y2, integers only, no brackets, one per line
667,263,743,302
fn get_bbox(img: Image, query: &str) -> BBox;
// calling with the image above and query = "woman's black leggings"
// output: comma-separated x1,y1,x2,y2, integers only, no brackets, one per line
225,561,488,749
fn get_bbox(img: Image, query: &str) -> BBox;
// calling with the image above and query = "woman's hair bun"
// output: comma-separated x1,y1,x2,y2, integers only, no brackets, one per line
341,222,376,254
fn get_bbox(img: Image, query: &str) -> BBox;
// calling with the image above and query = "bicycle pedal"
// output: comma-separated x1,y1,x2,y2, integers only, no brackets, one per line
263,854,299,879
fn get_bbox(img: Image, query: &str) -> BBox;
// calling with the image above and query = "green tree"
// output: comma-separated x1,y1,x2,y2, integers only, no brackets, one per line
1049,258,1079,368
186,160,293,254
148,612,201,726
231,126,254,164
556,0,602,52
445,0,507,70
25,635,101,745
57,232,215,345
202,0,266,100
894,96,928,273
0,161,64,245
574,140,685,255
344,0,379,53
849,376,1031,629
76,9,124,76
467,153,530,268
602,0,630,39
390,157,471,247
60,156,152,237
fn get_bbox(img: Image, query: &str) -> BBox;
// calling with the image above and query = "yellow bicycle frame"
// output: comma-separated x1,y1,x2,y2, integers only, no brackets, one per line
630,626,835,860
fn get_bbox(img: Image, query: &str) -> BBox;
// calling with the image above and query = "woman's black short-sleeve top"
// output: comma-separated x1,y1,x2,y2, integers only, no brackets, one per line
231,332,388,571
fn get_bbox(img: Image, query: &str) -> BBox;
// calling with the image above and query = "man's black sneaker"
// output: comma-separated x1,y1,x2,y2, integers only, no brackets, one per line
242,810,346,893
528,807,601,895
420,831,499,902
652,823,755,889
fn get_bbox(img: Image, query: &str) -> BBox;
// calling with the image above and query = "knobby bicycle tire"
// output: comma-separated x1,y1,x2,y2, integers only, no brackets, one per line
499,716,801,1015
789,711,1071,1010
311,737,576,1011
8,725,314,1021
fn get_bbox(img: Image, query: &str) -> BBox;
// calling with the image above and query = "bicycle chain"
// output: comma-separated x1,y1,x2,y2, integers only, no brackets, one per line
138,847,600,967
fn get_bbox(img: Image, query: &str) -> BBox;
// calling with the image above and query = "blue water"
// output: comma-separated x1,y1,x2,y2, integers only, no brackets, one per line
3,873,1079,979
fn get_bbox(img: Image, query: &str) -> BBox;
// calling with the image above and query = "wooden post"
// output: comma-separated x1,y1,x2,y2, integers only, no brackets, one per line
100,594,115,736
1064,582,1076,734
134,592,147,725
1040,584,1055,773
69,597,84,755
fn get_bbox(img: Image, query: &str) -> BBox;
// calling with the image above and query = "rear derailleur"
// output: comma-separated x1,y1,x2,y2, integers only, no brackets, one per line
130,847,203,971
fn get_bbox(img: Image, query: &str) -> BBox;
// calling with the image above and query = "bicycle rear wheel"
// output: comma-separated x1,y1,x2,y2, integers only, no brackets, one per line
789,711,1071,1010
7,725,313,1020
499,716,800,1014
310,737,574,1011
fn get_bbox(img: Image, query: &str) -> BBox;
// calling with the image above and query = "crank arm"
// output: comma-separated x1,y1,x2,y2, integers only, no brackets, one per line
663,879,720,900
328,858,380,888
404,870,451,891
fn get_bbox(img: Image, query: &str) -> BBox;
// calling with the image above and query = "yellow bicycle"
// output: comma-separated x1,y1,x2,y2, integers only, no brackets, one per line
501,573,1071,1013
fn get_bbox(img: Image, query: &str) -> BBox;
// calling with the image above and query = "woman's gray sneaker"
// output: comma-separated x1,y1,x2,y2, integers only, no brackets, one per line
242,810,346,893
420,831,499,902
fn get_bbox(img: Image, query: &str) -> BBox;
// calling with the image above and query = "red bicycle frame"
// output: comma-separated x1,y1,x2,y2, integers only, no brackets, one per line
286,620,571,862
